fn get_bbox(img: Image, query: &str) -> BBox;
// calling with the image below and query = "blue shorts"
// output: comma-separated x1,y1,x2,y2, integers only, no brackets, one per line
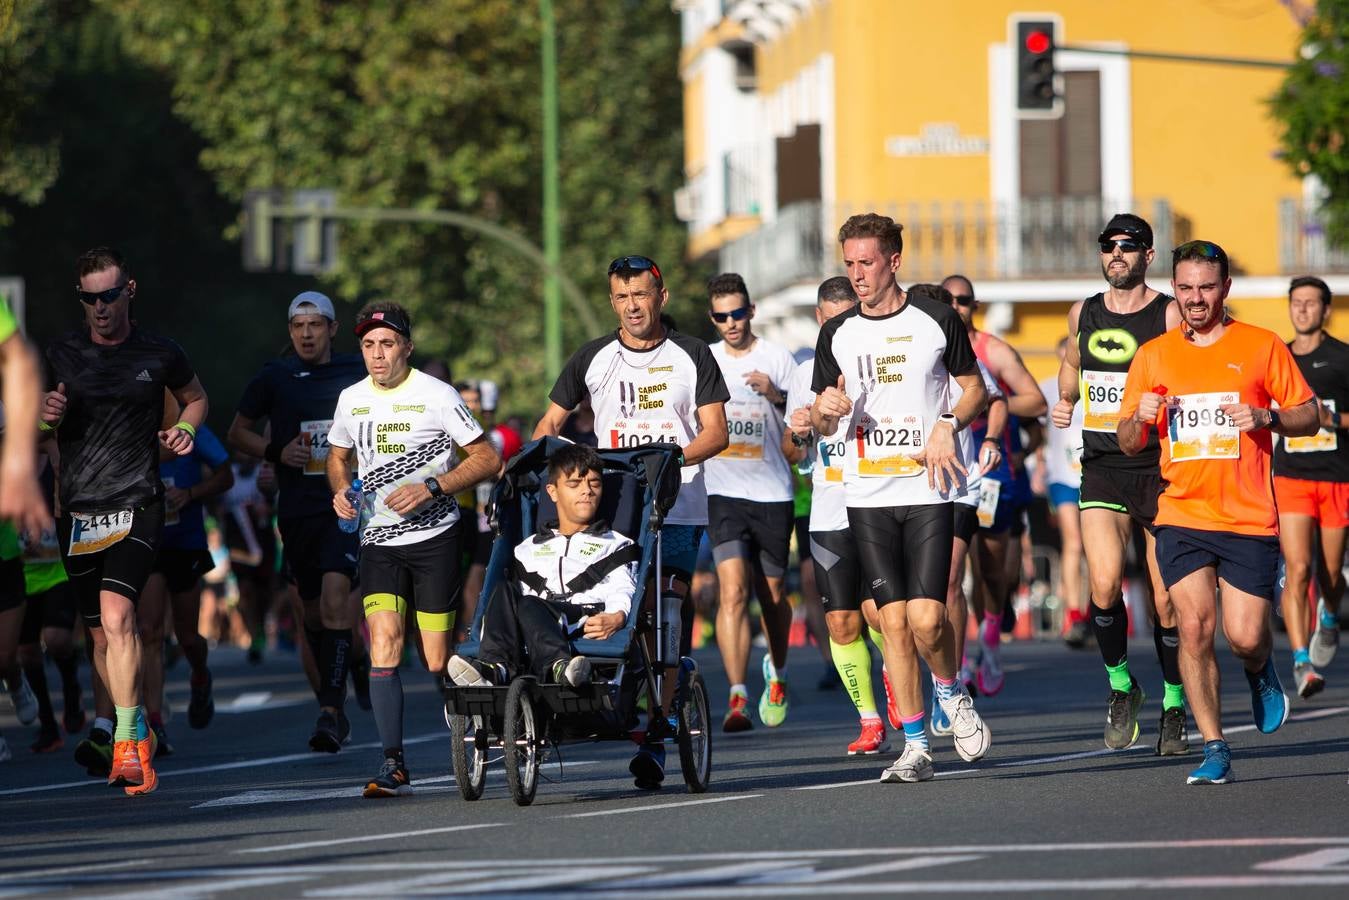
980,496,1029,536
1048,483,1081,508
1154,526,1280,601
661,525,705,583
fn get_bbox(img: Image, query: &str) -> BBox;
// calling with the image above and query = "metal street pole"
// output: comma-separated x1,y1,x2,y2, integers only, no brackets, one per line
540,0,563,378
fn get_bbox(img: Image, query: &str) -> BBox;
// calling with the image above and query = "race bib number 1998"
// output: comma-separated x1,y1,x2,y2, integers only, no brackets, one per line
68,510,133,556
1167,392,1240,462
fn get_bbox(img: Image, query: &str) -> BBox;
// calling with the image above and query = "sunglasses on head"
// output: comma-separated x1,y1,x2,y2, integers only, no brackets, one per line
608,255,662,281
76,283,128,305
950,294,976,307
710,306,751,324
1173,240,1224,260
1099,239,1147,254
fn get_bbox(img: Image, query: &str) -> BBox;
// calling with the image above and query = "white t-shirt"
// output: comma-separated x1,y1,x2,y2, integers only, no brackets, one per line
955,362,1004,508
704,337,797,503
1039,374,1084,489
785,358,850,532
549,330,729,526
812,297,979,508
328,369,484,547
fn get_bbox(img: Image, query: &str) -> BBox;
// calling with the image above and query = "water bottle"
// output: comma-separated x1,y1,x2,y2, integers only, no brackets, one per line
338,478,364,534
660,592,682,667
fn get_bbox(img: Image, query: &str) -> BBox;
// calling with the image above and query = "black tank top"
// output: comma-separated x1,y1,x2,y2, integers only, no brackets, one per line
1076,292,1172,470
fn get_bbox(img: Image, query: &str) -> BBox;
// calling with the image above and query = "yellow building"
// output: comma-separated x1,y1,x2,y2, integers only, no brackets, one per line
677,0,1347,377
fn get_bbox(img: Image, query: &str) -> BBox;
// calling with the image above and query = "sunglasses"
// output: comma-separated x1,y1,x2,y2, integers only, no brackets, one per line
950,294,976,307
608,255,662,282
1099,239,1147,254
710,306,751,324
76,283,129,305
1173,240,1224,260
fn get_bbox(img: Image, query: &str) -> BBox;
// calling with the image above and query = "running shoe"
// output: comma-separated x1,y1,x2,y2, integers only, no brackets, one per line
10,675,37,726
629,743,665,790
1246,658,1290,734
879,744,934,783
1294,662,1325,700
108,738,144,788
977,642,1004,697
309,711,343,753
1186,739,1233,785
0,736,10,762
722,691,753,732
939,691,991,762
1063,617,1090,650
362,758,412,798
847,719,888,756
929,686,953,737
1155,706,1190,756
351,654,373,711
446,654,494,687
188,670,215,730
30,722,63,754
1309,601,1340,668
758,656,788,727
125,731,159,796
151,722,174,759
74,727,113,777
1104,680,1145,750
552,656,592,687
881,668,901,730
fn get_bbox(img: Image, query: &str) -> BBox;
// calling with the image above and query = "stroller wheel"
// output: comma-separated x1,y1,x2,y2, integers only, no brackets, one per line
503,678,539,806
678,671,712,793
450,713,487,801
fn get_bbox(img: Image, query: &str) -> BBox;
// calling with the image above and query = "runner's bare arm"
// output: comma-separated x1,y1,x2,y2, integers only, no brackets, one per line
533,401,570,439
989,337,1047,419
1117,392,1162,456
190,460,235,505
1221,397,1319,437
979,396,1007,474
326,443,355,495
781,405,812,465
1053,302,1084,427
681,401,728,466
0,333,50,540
1163,299,1183,331
227,412,268,458
171,377,208,431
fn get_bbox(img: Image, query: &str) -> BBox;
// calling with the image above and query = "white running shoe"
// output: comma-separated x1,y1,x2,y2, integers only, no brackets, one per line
1309,601,1340,669
879,743,934,783
10,675,37,726
939,691,991,762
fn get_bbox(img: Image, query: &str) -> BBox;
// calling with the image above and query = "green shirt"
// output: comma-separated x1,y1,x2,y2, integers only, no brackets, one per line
0,297,16,343
24,559,68,595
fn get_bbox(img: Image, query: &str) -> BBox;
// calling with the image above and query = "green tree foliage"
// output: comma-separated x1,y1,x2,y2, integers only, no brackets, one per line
0,0,61,221
1270,0,1349,245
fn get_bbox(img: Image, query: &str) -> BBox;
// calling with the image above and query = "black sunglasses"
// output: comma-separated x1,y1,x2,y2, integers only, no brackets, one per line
1099,239,1147,254
608,255,662,281
76,283,129,305
710,306,751,324
950,294,976,307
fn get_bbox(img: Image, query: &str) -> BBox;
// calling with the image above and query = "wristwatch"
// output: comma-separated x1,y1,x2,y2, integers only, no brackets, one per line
790,431,811,448
938,413,959,430
1266,408,1281,431
424,477,444,498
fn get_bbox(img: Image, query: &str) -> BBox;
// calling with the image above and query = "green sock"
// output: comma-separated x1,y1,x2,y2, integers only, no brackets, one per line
1105,660,1133,693
114,705,138,742
829,637,877,716
1163,681,1185,711
867,626,885,652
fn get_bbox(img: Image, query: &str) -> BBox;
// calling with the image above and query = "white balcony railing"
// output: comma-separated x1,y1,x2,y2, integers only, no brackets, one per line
1280,198,1349,274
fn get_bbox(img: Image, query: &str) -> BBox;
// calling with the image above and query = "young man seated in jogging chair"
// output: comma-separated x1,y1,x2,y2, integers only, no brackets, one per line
446,444,637,687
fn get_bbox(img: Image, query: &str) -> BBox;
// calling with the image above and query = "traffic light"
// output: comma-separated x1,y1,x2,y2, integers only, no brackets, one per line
1014,18,1061,117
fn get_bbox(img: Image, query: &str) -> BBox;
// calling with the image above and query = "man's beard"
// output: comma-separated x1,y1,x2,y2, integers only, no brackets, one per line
1102,255,1147,289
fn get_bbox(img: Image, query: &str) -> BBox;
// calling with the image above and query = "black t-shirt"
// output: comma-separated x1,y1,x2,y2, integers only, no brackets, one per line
1273,334,1349,483
45,327,196,512
236,352,367,520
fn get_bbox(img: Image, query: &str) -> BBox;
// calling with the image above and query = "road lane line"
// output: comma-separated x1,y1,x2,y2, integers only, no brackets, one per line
559,794,762,818
235,823,505,855
793,768,978,791
0,860,150,883
749,855,985,883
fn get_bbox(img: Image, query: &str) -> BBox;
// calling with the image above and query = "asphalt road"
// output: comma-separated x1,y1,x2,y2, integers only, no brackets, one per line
3,630,1348,899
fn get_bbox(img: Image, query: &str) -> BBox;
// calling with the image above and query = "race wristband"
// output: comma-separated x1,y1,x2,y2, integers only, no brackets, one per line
981,437,998,445
38,421,55,433
174,421,197,439
263,441,283,464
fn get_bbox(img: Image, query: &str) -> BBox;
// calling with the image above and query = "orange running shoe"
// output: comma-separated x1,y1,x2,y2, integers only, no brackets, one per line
847,718,889,756
108,739,143,788
722,691,753,733
881,668,901,731
125,730,159,796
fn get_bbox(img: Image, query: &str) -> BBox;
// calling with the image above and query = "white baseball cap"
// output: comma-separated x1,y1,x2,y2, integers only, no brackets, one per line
287,291,336,321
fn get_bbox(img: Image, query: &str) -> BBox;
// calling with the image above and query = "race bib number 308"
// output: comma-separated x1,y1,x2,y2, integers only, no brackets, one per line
1167,392,1240,462
720,401,766,461
68,510,133,556
856,414,925,478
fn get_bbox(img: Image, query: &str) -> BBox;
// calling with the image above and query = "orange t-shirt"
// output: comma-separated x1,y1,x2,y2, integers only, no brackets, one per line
1119,320,1314,536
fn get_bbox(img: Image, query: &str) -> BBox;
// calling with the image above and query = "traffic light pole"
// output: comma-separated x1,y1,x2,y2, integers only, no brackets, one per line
1057,43,1291,70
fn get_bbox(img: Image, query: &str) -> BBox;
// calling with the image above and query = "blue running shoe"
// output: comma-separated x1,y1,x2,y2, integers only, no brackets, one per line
1186,740,1234,785
629,743,665,791
929,687,953,737
1246,658,1290,734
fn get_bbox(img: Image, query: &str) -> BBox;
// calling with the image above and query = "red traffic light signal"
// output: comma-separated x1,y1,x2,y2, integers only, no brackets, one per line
1014,18,1061,116
1025,29,1051,55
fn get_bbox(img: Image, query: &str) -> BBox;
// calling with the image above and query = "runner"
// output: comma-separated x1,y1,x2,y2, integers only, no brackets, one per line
1272,276,1349,697
812,214,990,782
1040,337,1088,649
229,292,369,751
1051,213,1188,755
1119,239,1318,784
702,273,798,731
941,275,1046,696
140,412,234,755
533,254,729,789
327,301,499,798
0,294,48,541
41,246,208,796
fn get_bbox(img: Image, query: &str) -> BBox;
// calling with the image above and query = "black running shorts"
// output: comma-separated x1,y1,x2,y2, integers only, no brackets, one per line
953,503,979,545
359,524,463,633
21,581,78,644
1079,466,1162,529
152,547,216,594
846,503,954,607
279,513,359,603
58,502,165,627
707,495,794,578
809,528,865,612
0,556,25,613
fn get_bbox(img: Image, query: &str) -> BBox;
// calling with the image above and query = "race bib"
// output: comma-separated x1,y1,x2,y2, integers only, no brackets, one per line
976,479,1001,529
68,509,133,556
1081,370,1127,433
855,414,925,478
1167,392,1240,462
19,527,61,566
607,417,682,449
1286,399,1338,454
817,435,847,483
163,476,181,527
720,400,766,461
300,419,334,476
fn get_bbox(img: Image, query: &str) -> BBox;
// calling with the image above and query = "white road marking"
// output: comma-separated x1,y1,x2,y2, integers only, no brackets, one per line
748,856,985,883
216,691,310,715
90,875,311,900
559,794,763,819
1256,848,1349,871
603,862,791,888
0,860,150,883
235,823,504,855
793,768,978,790
306,867,655,897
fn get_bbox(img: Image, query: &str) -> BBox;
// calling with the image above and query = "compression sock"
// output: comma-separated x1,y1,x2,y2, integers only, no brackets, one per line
317,628,353,709
94,716,114,737
829,638,877,717
22,657,56,729
114,705,138,742
932,673,957,703
368,667,404,757
1293,647,1311,666
901,712,929,751
867,626,885,652
1163,681,1185,711
1104,661,1133,694
981,615,1000,649
1091,599,1130,668
303,625,322,671
1152,623,1184,709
